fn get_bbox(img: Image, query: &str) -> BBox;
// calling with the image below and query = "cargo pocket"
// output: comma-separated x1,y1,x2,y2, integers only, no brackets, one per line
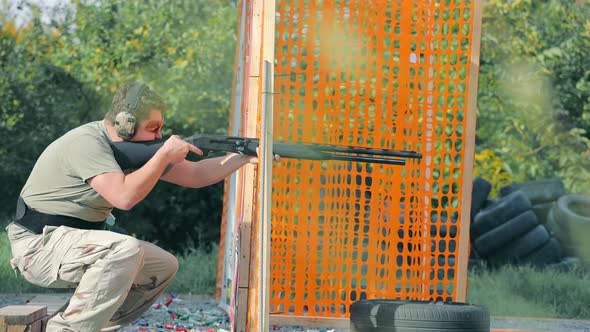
57,243,111,287
17,251,60,287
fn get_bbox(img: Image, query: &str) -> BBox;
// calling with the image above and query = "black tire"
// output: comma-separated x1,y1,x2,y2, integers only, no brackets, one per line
471,190,531,237
350,299,489,332
470,243,481,259
488,224,551,265
522,237,562,267
546,256,582,273
482,197,499,210
473,210,538,257
499,178,567,205
471,177,492,219
532,201,554,225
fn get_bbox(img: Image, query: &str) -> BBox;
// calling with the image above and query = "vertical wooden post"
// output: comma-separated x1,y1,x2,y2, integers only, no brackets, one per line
234,0,263,329
233,0,275,331
257,59,274,332
456,0,484,302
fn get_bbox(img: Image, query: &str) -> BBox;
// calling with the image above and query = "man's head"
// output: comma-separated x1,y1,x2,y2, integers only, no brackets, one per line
106,82,166,141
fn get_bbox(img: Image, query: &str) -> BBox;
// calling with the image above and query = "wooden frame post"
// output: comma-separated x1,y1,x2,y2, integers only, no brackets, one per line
456,0,484,302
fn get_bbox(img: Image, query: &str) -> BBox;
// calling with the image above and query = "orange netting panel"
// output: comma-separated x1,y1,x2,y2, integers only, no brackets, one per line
269,0,475,318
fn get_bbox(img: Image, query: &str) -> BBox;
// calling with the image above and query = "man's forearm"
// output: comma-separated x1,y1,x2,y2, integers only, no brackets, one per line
188,153,252,187
119,151,171,209
162,153,252,188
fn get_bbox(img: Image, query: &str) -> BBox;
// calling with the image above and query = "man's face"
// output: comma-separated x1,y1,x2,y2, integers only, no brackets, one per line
130,109,164,141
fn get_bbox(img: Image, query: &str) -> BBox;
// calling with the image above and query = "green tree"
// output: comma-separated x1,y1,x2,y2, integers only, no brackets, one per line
0,18,102,211
476,0,590,194
0,1,238,253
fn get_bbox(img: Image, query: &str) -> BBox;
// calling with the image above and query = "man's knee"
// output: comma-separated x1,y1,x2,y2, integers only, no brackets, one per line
113,236,144,263
163,250,179,279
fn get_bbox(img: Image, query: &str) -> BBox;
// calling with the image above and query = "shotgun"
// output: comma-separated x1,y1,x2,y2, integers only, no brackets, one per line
108,134,422,170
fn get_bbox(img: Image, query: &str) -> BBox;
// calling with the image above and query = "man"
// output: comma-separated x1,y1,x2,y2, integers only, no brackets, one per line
6,82,258,332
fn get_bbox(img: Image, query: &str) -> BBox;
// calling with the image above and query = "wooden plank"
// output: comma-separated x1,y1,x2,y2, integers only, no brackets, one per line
2,317,45,332
491,330,541,332
217,0,248,306
27,294,70,318
269,315,350,328
235,198,254,332
6,326,28,332
0,306,47,325
258,59,275,331
235,288,249,332
29,318,45,332
236,0,264,329
493,316,590,323
456,0,484,302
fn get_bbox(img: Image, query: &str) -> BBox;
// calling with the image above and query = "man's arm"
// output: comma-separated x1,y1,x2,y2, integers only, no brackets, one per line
160,153,255,188
88,136,203,210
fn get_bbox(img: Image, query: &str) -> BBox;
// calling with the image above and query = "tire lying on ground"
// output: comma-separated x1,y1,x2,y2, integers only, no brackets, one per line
350,299,490,332
499,178,567,205
552,194,590,265
522,237,562,268
546,204,577,256
487,224,551,266
547,256,582,273
471,190,531,237
473,210,539,257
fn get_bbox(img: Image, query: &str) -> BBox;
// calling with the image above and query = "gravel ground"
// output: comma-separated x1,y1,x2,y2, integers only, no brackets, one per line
2,293,590,331
0,293,346,332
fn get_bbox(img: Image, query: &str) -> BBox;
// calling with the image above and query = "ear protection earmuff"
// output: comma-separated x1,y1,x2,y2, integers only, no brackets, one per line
114,82,147,140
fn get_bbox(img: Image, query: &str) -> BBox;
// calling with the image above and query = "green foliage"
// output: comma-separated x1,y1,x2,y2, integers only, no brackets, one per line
473,149,513,196
168,244,219,295
467,264,590,319
0,1,238,252
475,0,590,194
0,19,102,210
49,0,238,135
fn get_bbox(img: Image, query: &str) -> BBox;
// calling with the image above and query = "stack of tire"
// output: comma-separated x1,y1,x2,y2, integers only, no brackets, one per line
469,178,564,269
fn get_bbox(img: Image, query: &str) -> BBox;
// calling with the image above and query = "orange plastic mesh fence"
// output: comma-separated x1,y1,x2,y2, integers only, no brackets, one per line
268,0,476,318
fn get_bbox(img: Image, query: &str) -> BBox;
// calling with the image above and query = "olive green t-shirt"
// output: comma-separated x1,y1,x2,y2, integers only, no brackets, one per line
20,121,122,222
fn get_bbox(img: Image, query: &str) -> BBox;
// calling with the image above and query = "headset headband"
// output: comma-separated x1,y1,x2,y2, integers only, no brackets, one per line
124,82,147,114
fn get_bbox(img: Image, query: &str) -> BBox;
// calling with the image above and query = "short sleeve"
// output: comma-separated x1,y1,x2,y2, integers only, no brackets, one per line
63,134,122,181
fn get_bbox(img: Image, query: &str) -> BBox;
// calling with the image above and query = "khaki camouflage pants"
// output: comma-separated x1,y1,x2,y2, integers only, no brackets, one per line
6,223,178,332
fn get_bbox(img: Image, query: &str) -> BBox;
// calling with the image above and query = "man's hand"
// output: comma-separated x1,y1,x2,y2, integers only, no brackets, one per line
158,135,203,164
